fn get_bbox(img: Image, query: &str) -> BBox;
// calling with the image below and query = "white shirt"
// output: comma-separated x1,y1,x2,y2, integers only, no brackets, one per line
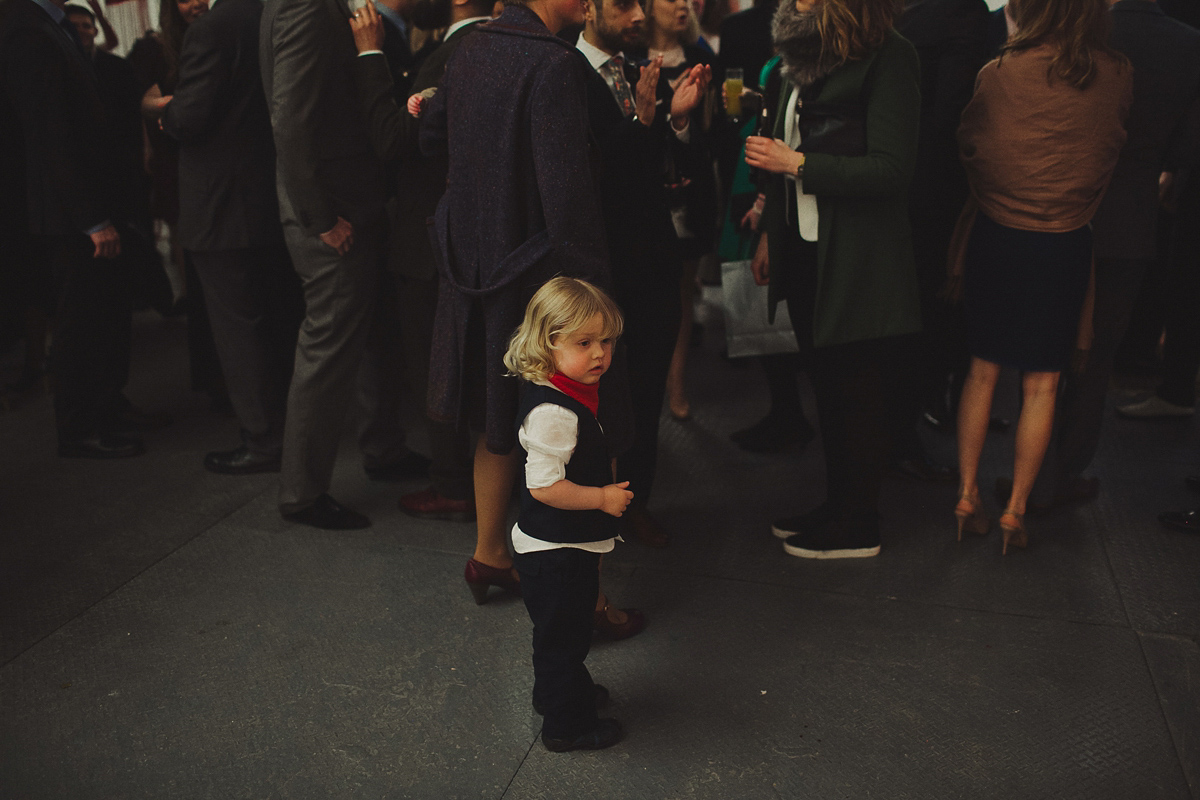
784,86,819,242
511,400,617,555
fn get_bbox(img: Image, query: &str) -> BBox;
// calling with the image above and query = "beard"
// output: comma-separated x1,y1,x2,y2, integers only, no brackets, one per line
411,0,452,30
771,1,841,89
594,18,641,53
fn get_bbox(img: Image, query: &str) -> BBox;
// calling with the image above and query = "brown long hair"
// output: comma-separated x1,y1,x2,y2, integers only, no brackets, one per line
1002,0,1126,89
816,0,897,65
158,0,189,89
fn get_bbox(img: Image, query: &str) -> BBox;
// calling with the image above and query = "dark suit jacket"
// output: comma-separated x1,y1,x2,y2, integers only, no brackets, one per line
419,4,612,452
898,0,991,219
582,57,682,300
0,0,112,235
717,1,776,91
260,0,386,235
163,0,279,252
1091,0,1200,260
354,18,485,280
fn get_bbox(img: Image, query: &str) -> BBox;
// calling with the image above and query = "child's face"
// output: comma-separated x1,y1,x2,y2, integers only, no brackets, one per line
552,313,614,385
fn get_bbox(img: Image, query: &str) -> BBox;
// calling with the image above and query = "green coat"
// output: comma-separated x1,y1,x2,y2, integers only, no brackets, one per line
762,29,923,348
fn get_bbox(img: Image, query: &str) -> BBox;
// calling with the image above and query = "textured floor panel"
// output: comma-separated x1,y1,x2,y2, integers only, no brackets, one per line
507,573,1186,800
1140,632,1200,799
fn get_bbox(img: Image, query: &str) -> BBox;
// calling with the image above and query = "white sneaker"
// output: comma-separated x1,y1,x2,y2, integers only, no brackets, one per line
1116,395,1195,419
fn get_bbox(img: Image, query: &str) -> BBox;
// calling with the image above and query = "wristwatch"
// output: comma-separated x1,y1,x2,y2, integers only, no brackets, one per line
795,152,805,179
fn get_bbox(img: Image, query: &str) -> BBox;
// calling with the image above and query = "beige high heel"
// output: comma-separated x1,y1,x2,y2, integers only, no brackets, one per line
999,509,1027,555
954,491,990,541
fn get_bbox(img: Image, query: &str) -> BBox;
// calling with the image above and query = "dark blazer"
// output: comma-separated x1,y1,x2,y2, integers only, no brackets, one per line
582,57,681,298
354,19,485,279
0,0,111,235
163,0,280,252
762,30,923,347
419,4,611,453
260,0,386,235
897,0,991,219
718,1,776,91
1090,0,1200,260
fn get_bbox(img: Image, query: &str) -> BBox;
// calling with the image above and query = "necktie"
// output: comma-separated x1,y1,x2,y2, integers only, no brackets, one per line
603,55,636,118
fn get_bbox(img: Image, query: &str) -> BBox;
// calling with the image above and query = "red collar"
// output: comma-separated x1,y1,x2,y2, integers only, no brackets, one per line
548,373,599,416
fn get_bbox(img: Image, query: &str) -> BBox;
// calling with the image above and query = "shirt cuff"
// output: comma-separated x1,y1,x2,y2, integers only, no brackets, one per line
357,50,384,57
670,117,691,143
84,220,112,236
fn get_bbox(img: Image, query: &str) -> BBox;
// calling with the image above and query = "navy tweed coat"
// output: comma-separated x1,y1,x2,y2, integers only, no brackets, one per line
421,4,631,455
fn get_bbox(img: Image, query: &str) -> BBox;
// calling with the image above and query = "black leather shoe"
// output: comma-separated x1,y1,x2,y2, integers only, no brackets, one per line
364,451,432,482
58,435,145,459
533,684,610,716
1158,509,1200,534
1186,476,1200,495
542,718,624,752
282,494,371,530
204,446,281,475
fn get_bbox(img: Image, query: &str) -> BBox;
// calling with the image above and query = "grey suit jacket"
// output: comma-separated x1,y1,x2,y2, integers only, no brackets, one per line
260,0,386,236
1091,0,1200,260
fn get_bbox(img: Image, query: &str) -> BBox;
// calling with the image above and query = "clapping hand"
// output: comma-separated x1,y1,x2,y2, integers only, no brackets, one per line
635,55,662,127
669,63,711,124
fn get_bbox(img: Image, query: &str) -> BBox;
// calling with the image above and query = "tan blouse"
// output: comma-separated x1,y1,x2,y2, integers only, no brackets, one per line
958,44,1132,233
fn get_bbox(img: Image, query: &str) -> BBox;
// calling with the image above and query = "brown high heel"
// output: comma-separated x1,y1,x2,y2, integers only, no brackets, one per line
999,509,1027,555
954,491,990,541
592,601,646,640
464,558,521,605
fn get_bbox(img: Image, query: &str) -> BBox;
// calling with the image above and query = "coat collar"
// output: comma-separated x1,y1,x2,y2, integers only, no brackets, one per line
480,4,574,50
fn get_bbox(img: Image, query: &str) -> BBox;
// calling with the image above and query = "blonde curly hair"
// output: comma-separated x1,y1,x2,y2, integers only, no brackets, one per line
504,277,624,384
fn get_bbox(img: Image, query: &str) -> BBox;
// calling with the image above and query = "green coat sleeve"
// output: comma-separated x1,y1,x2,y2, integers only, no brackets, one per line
801,35,921,199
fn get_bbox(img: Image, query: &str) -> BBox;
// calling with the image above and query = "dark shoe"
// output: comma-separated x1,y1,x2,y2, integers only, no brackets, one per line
400,487,476,522
365,451,432,482
542,718,624,753
58,435,145,459
782,520,880,559
108,405,172,433
730,413,815,454
1185,476,1200,495
204,446,281,475
282,494,371,530
771,503,836,539
593,603,646,640
1158,509,1200,534
533,684,610,716
464,558,521,605
892,455,958,483
624,506,669,548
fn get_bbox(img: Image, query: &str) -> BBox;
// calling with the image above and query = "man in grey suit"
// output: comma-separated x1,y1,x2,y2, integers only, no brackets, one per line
1025,0,1200,512
261,0,389,529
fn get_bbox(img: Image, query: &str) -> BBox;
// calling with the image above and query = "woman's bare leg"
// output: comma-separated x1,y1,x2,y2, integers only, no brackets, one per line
1007,371,1060,515
956,356,1001,500
472,436,519,569
666,259,698,420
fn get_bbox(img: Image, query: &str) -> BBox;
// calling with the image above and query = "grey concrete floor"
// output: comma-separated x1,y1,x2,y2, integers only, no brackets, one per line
1,305,1198,800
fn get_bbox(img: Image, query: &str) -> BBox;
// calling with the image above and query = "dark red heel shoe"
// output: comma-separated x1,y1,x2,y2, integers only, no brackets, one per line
464,558,521,605
592,602,646,640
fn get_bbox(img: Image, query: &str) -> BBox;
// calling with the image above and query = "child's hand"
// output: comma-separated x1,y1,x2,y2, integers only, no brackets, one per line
600,481,634,517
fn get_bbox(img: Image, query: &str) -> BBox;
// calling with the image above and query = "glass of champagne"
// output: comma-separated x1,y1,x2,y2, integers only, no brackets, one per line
724,68,744,118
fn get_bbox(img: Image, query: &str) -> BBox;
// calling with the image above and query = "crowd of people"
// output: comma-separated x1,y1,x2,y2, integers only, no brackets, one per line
3,0,1200,754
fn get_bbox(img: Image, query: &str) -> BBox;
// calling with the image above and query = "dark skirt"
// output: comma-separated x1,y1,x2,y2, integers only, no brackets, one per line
963,213,1092,372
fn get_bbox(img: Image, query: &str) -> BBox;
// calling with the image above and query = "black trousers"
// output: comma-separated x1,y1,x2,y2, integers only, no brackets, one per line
782,227,897,531
1033,257,1149,502
191,245,303,456
513,547,601,740
42,234,132,444
614,279,680,503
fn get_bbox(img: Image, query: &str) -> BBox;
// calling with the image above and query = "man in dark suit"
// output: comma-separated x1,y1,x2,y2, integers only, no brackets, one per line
351,0,494,520
576,0,708,547
1,0,142,459
261,0,389,529
160,0,303,475
1028,0,1200,511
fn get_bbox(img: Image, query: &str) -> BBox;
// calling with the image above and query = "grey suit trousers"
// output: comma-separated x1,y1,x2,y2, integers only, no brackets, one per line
277,184,384,513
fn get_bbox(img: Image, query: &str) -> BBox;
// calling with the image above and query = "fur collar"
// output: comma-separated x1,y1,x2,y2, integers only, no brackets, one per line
771,2,843,89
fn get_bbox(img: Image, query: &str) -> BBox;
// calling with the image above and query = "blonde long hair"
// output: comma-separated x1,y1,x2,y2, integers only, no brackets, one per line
504,277,624,384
